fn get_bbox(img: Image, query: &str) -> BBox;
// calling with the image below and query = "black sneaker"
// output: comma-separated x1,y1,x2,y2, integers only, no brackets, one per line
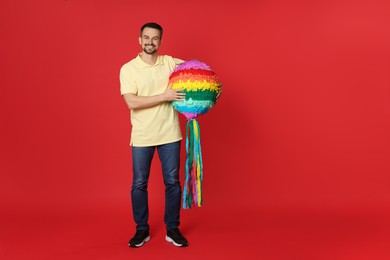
166,228,189,247
129,230,150,248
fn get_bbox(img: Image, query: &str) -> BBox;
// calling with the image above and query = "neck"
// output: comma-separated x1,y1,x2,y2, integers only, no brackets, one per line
139,52,158,65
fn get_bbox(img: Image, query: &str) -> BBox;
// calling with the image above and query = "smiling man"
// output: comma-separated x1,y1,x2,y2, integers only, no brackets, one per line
119,22,189,248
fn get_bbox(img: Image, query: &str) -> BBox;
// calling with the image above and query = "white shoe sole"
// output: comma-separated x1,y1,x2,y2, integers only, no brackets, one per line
132,235,150,247
165,235,187,247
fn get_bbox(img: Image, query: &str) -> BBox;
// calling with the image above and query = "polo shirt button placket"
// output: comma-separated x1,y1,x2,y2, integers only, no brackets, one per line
154,65,161,79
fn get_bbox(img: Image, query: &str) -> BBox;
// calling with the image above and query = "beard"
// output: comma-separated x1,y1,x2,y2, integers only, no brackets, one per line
143,44,157,54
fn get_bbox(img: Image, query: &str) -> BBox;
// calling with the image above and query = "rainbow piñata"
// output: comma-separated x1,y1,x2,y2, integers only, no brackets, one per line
169,59,222,209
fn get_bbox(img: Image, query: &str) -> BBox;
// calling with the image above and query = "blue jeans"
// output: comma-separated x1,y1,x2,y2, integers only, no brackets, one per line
131,141,181,231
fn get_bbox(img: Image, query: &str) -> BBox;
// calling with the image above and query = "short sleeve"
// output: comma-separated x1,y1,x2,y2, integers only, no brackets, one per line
120,65,137,95
173,58,185,65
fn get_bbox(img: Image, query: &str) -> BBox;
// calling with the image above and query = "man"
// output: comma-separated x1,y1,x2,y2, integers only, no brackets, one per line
119,22,188,248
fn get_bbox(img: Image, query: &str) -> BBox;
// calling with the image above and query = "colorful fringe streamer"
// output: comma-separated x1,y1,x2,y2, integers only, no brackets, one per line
183,119,203,208
169,59,221,209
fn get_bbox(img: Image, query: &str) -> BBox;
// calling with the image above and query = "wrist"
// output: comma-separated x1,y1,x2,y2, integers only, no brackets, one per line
160,93,167,102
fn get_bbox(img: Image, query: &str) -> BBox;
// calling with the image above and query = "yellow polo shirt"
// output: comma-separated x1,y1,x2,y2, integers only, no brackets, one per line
120,54,184,147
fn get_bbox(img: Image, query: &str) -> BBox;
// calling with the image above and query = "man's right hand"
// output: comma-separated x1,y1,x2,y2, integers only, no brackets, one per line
163,83,186,102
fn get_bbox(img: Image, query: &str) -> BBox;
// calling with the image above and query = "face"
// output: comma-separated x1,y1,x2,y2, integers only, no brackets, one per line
139,27,162,55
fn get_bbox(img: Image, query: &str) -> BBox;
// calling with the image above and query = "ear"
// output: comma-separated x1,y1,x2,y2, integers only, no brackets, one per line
138,37,142,45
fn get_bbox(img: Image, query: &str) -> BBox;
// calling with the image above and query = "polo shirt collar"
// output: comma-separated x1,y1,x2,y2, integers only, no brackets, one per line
136,54,164,68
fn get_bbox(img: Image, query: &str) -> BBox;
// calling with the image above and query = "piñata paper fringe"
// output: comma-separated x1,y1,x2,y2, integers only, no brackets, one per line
183,119,203,209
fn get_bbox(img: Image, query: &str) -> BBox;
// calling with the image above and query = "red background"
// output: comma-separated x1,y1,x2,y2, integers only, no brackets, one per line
1,0,390,259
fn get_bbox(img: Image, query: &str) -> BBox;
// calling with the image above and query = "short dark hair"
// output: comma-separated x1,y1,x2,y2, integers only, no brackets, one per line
140,22,163,38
